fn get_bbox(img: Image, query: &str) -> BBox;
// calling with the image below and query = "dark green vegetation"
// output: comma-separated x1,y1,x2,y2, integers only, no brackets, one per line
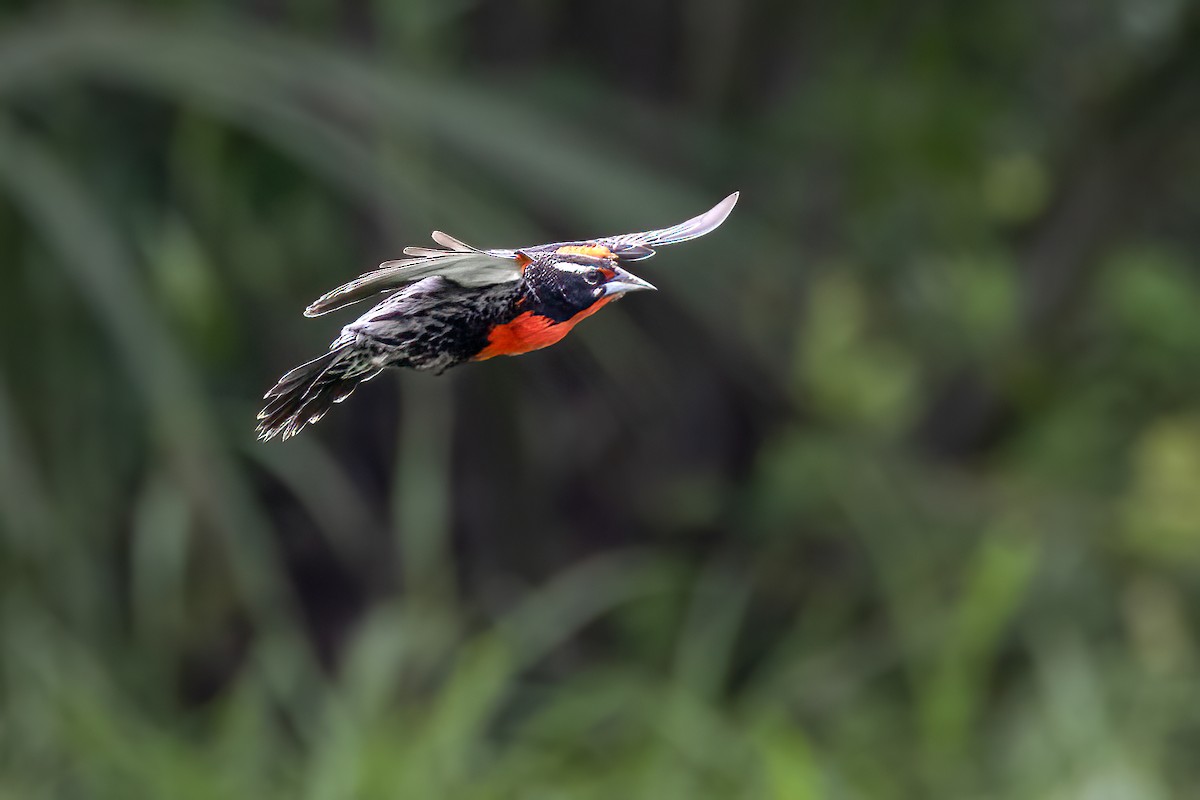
2,2,1199,797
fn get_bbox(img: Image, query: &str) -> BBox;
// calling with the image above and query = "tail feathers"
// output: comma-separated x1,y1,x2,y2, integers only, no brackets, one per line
257,348,379,441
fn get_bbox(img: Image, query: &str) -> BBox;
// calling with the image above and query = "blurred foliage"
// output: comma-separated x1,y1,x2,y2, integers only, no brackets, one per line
1,0,1200,797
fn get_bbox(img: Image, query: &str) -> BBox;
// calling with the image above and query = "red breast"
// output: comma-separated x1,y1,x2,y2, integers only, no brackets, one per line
472,297,615,360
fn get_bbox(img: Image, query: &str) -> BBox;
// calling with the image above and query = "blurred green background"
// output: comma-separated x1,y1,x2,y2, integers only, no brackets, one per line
1,0,1199,797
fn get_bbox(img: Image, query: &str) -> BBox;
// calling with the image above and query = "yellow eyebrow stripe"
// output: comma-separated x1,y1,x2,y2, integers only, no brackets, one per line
555,244,613,259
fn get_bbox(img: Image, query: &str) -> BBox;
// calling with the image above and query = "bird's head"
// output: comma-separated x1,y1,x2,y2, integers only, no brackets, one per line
519,251,656,322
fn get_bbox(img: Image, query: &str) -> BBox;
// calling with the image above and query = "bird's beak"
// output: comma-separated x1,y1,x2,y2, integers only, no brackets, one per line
601,267,657,297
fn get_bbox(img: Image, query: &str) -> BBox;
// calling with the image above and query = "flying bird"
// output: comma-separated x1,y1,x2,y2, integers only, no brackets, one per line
257,192,739,440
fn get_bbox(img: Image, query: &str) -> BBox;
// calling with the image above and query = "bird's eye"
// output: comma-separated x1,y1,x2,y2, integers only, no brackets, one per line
584,269,603,285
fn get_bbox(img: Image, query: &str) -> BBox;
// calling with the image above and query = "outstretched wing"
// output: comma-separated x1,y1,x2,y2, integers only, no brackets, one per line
304,246,524,317
605,191,739,248
303,192,738,316
527,192,739,262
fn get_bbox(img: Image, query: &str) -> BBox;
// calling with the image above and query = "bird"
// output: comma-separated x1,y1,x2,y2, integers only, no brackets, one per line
257,191,739,441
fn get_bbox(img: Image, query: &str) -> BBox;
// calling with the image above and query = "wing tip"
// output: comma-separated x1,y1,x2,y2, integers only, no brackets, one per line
431,230,479,253
713,190,739,221
304,294,342,316
673,190,739,243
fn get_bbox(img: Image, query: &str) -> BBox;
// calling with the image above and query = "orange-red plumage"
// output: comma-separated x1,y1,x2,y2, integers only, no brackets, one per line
473,297,614,360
